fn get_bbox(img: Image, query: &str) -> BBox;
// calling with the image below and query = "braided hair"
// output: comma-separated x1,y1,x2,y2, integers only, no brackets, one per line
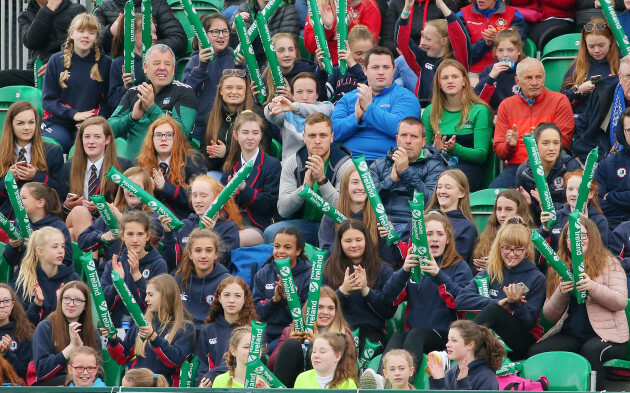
59,14,103,89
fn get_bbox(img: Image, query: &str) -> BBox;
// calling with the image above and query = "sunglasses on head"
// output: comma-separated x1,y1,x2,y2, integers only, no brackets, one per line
584,23,607,32
223,69,247,78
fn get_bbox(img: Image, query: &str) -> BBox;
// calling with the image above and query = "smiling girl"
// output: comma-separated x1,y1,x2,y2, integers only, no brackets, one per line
253,227,311,352
426,169,478,265
211,326,266,388
105,274,195,386
42,13,112,153
294,332,358,389
14,227,79,325
65,346,106,387
196,276,258,387
0,284,35,380
30,281,99,386
174,228,231,329
383,211,472,372
100,211,168,327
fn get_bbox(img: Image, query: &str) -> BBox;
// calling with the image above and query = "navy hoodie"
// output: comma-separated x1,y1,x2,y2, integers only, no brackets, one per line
108,53,147,111
174,264,231,329
100,247,168,327
30,319,101,385
610,220,630,290
161,214,240,272
430,359,499,390
455,259,546,340
182,47,236,135
77,208,164,275
4,213,73,268
253,258,311,341
474,62,518,112
561,56,618,118
195,314,235,384
445,209,478,267
314,63,367,105
383,256,472,332
322,263,397,333
13,263,80,325
107,318,195,386
0,321,33,380
42,48,112,128
540,204,609,252
595,125,630,230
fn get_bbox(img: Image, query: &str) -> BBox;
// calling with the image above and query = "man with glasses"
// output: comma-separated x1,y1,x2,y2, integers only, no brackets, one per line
109,44,198,160
574,55,630,162
490,57,574,188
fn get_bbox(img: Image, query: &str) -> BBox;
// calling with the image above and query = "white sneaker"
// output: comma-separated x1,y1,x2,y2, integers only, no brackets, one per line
361,368,385,390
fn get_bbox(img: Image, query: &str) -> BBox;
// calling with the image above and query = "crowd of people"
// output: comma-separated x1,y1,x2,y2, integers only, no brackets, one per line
1,0,630,389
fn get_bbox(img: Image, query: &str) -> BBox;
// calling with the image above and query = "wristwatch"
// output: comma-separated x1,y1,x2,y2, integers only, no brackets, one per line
317,177,329,186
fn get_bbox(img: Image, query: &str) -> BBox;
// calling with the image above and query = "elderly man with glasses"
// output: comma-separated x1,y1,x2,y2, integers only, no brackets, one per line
109,44,198,160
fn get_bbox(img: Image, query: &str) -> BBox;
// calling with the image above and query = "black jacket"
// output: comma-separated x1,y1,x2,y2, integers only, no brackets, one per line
94,0,187,56
18,0,86,68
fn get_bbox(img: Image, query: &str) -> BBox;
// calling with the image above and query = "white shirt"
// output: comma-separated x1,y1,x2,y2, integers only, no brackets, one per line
14,143,32,164
241,148,260,166
84,156,105,199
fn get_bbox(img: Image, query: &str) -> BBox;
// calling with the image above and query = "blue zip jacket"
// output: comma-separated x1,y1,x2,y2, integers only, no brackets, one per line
474,62,518,112
383,256,473,332
108,53,146,111
455,259,545,339
0,143,65,218
100,247,168,327
253,258,311,341
3,213,74,268
77,208,163,275
540,204,609,252
323,263,396,333
13,263,80,325
174,264,231,329
314,63,367,105
0,321,33,380
595,125,630,230
195,314,235,384
430,359,499,390
161,214,240,272
30,319,101,385
331,82,421,161
42,48,112,127
220,150,281,231
107,318,195,386
182,47,235,137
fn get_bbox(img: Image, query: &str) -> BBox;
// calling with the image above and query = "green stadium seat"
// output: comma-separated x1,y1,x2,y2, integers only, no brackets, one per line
173,8,196,56
71,241,86,280
303,242,318,262
176,56,191,82
541,33,581,59
470,188,505,233
299,35,313,61
68,145,75,159
524,38,537,59
542,58,573,92
603,300,630,372
103,348,125,386
0,86,43,132
270,138,282,160
386,301,407,341
193,0,224,10
521,351,592,391
42,136,62,148
0,243,12,284
367,353,382,372
482,150,501,189
190,138,201,150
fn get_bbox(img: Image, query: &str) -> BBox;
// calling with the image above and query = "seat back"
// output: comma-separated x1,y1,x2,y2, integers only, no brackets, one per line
0,86,44,132
0,242,12,284
270,138,283,160
385,301,407,341
542,57,574,92
524,38,537,59
470,188,504,232
541,33,581,59
521,351,591,391
103,349,125,386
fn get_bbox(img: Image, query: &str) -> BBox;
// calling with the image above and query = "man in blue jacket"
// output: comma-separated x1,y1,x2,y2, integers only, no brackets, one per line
331,47,422,163
369,117,445,237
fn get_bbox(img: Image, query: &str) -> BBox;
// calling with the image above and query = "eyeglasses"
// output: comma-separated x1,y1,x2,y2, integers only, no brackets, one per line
0,299,13,307
153,132,175,140
566,233,589,240
208,28,229,37
70,366,97,374
62,297,86,306
223,69,247,78
584,23,607,32
500,246,526,256
621,73,630,81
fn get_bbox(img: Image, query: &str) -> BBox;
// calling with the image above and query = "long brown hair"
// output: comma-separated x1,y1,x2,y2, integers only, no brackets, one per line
450,320,505,371
112,167,154,212
0,284,34,342
222,111,265,173
315,332,358,389
426,210,462,269
137,117,191,187
204,276,258,326
429,59,491,132
323,219,384,289
426,169,473,220
123,368,169,387
205,74,254,147
0,101,47,177
0,354,24,386
312,286,349,333
564,170,603,214
189,175,242,228
23,182,62,218
49,281,98,353
135,274,191,357
561,18,619,90
486,217,535,284
60,14,102,88
551,215,617,296
175,228,222,291
337,167,378,244
473,190,534,259
70,117,121,200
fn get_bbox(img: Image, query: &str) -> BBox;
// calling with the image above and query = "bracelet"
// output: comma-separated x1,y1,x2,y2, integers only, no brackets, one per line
401,10,410,17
